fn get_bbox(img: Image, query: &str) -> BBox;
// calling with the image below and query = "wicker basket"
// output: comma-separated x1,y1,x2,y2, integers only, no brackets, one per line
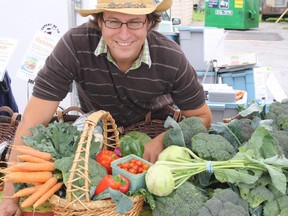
50,106,85,124
49,110,144,216
119,106,183,138
0,106,21,162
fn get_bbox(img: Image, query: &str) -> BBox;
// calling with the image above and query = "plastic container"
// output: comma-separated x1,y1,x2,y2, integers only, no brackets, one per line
111,154,153,192
218,67,255,103
204,0,260,30
208,91,248,123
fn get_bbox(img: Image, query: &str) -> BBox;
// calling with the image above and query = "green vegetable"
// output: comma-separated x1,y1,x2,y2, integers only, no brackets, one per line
226,118,258,144
145,164,175,196
22,121,100,159
163,116,208,149
263,195,288,216
158,145,191,162
120,131,151,157
152,181,208,216
191,133,236,161
54,155,107,198
265,99,288,131
148,140,288,196
198,188,249,216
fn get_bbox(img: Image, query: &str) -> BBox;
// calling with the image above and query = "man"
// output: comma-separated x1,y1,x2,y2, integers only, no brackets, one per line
0,0,211,214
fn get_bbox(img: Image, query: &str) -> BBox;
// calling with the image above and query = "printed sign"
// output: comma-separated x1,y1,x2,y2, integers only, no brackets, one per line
17,31,59,81
215,10,233,15
0,38,18,81
208,0,219,8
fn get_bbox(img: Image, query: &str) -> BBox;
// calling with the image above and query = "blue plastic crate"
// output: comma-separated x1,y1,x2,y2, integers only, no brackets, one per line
218,68,255,103
208,91,248,123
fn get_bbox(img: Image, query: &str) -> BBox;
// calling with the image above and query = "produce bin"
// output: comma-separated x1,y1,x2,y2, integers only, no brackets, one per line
205,0,260,29
178,26,225,71
208,91,248,123
218,67,255,103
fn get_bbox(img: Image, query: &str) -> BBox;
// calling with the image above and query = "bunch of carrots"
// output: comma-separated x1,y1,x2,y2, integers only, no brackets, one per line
0,145,62,209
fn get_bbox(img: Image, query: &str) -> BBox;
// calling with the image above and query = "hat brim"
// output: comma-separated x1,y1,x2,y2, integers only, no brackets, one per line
77,0,172,17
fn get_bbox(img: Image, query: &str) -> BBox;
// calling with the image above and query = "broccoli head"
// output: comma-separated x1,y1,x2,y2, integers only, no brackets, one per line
191,133,236,161
263,195,288,216
163,116,208,149
272,130,288,158
152,181,208,216
226,118,257,144
198,188,249,216
266,101,288,131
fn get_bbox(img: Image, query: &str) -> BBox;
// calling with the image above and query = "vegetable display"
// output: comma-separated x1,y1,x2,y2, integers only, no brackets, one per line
145,100,288,216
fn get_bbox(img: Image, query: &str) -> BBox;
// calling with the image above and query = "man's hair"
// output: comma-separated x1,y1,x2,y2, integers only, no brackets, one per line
88,12,161,31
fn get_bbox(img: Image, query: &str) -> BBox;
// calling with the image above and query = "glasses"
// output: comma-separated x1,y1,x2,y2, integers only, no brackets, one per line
103,19,147,30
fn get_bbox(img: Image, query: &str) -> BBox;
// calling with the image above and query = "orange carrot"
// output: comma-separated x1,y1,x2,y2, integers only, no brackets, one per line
12,145,52,161
33,182,63,208
0,165,31,173
13,184,43,198
4,171,53,184
21,177,58,208
15,162,55,172
17,155,49,163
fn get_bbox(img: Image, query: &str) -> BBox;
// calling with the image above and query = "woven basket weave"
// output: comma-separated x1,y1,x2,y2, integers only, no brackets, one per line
119,106,183,138
0,106,21,162
49,110,144,216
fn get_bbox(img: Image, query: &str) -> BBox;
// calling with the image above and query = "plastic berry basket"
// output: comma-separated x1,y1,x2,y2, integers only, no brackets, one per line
111,154,153,192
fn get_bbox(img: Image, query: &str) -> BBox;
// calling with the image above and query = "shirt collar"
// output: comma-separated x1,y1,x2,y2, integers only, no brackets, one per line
95,37,151,70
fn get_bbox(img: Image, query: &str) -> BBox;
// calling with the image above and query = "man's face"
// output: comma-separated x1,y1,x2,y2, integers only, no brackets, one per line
99,12,151,66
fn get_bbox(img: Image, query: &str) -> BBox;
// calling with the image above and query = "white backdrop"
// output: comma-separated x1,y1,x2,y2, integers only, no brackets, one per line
0,0,95,113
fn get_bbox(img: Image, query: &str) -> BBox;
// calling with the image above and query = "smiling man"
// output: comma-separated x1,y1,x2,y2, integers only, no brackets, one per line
0,0,211,214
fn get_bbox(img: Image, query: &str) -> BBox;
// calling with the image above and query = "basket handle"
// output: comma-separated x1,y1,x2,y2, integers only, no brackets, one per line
0,106,21,126
56,106,85,121
66,110,120,205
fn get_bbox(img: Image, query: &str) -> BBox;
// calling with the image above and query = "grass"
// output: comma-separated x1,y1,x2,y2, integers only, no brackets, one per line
192,11,205,22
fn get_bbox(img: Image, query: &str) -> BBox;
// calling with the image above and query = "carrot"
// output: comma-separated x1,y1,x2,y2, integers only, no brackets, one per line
15,162,55,172
0,165,31,173
17,155,50,163
13,184,43,198
4,171,53,184
33,182,63,208
21,177,58,208
12,145,52,161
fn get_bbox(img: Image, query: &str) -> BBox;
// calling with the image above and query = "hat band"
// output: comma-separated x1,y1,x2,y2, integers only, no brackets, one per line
97,2,153,9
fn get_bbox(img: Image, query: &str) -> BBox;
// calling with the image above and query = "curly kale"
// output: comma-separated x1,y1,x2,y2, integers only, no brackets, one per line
198,188,249,216
152,181,208,216
191,133,236,161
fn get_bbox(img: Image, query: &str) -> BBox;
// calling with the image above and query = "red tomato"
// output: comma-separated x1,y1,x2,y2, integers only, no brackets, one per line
95,150,120,174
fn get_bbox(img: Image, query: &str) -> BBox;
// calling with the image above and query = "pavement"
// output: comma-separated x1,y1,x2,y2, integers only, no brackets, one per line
190,21,288,101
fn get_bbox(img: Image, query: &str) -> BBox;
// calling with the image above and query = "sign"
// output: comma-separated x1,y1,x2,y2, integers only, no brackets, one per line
0,38,18,81
17,31,59,82
215,10,233,15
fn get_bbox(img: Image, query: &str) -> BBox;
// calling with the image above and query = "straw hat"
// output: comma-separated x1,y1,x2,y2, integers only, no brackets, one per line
77,0,173,16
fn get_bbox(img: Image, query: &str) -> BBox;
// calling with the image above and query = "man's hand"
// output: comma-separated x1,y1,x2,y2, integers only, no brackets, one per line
142,133,165,164
0,198,22,216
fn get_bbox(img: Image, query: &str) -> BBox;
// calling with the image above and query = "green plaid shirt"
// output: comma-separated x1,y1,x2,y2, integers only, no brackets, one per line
95,37,152,72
